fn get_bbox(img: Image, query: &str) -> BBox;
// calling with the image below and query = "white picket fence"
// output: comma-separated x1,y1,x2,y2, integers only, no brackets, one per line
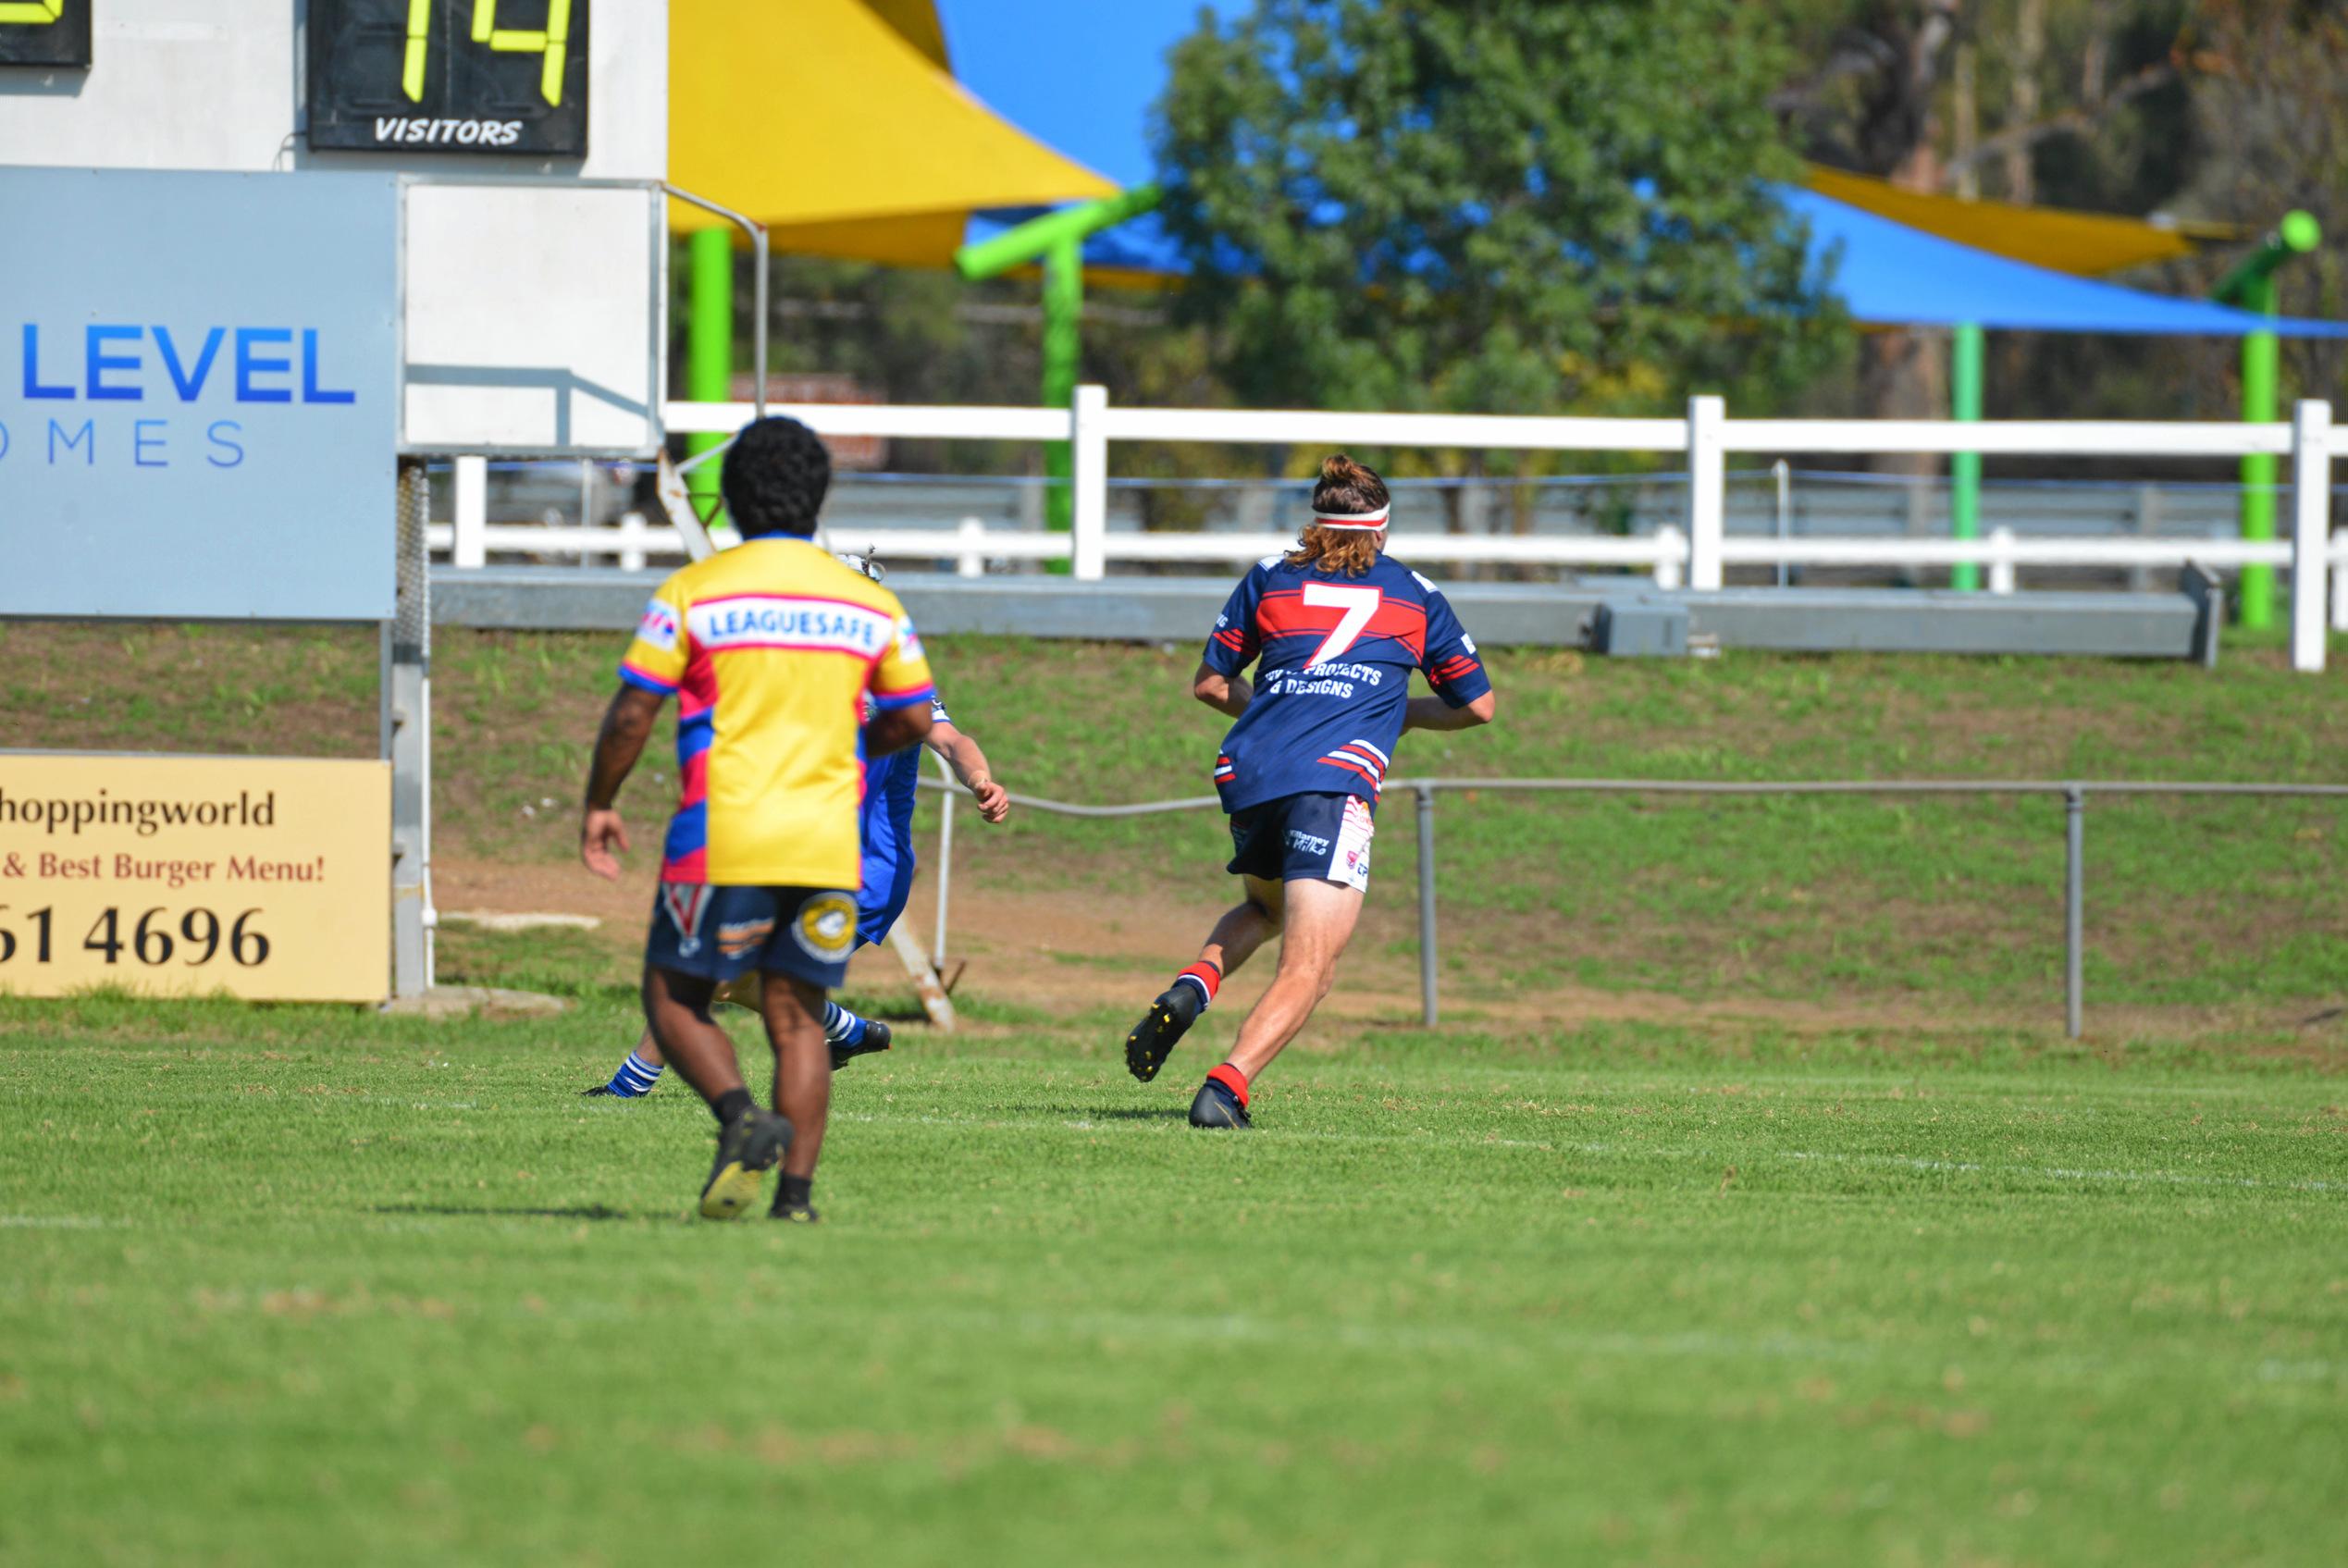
433,389,2340,672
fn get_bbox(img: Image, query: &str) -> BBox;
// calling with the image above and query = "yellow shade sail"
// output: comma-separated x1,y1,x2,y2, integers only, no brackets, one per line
859,0,949,69
669,0,1118,265
1802,165,2231,277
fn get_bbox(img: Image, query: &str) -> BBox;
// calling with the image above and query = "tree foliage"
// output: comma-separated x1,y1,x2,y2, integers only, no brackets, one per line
1151,0,1848,419
2178,1,2348,403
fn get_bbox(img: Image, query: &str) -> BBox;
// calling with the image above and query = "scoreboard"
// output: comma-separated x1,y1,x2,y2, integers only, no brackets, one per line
0,0,658,455
0,1,92,68
307,0,589,156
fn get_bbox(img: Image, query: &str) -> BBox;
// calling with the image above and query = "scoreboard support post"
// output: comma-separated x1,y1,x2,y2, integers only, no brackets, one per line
389,461,436,997
665,182,769,522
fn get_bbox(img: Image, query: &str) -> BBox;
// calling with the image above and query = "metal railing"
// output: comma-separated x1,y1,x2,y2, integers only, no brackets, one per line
415,390,2348,669
654,391,2337,671
920,774,2348,1038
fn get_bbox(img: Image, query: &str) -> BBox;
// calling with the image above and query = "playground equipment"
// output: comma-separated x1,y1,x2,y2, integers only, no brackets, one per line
2213,211,2324,630
951,186,1165,559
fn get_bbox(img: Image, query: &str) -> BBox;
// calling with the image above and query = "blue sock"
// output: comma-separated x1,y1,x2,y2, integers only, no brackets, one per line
822,1000,867,1046
605,1049,663,1098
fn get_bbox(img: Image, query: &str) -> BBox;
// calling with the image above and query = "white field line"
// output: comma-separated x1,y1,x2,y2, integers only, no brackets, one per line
924,1306,1881,1365
830,1108,2341,1193
0,1215,120,1228
1780,1149,2340,1194
1378,1061,2317,1105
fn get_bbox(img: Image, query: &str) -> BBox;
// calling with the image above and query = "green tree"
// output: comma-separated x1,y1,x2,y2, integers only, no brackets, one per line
1151,0,1848,426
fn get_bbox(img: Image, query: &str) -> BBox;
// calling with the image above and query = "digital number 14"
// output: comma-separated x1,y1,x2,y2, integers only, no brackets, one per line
404,0,575,107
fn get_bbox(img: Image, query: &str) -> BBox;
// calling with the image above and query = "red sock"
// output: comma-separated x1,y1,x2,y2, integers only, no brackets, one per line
1175,959,1222,1007
1206,1062,1250,1107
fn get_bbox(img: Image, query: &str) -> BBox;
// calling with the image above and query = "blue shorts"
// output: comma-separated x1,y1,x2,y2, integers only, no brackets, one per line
858,833,916,948
646,883,859,991
1224,791,1376,891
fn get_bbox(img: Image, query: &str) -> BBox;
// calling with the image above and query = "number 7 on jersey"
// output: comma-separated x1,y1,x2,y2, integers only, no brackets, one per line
1299,583,1382,667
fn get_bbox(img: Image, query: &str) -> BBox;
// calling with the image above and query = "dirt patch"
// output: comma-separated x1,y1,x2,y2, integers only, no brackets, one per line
429,856,2342,1055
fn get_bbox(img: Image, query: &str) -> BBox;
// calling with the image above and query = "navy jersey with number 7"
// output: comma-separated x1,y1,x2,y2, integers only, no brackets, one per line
1202,553,1491,813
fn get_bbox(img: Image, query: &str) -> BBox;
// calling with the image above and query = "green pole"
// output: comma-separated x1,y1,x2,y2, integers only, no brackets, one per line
686,226,735,525
1950,322,1983,593
2213,211,2319,632
954,184,1162,279
1039,235,1082,573
2238,279,2280,629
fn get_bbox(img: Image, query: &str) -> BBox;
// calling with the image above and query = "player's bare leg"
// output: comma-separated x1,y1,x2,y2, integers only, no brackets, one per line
1192,878,1366,1129
1200,875,1285,976
1126,876,1283,1081
643,968,744,1102
758,972,831,1222
644,966,794,1218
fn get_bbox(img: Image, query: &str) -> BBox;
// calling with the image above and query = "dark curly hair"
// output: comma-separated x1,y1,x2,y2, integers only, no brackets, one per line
721,415,832,537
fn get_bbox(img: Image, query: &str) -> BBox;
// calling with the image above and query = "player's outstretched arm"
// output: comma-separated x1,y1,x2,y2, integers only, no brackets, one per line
1403,690,1496,733
581,685,664,880
1193,660,1253,719
925,721,1010,823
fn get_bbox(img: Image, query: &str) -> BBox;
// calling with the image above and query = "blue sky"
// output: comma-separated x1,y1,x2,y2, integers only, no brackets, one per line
937,0,1244,186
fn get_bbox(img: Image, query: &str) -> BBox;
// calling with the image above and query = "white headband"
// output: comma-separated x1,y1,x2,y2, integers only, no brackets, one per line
1310,507,1390,531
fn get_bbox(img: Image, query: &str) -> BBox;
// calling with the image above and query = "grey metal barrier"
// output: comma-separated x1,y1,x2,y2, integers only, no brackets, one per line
918,776,2348,1038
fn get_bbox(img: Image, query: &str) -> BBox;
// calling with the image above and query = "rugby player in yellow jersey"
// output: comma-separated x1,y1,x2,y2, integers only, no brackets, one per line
579,416,935,1222
582,570,1011,1098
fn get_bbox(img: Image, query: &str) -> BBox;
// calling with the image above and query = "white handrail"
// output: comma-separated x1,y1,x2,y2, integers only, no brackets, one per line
1093,405,1689,451
1722,418,2296,459
1715,537,2293,567
662,400,1069,441
1090,532,1677,565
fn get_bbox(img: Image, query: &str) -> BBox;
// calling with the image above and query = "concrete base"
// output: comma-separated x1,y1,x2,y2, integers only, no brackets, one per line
434,566,2218,661
381,984,571,1020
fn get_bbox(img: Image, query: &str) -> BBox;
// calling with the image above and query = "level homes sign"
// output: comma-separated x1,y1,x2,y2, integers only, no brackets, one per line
0,168,397,620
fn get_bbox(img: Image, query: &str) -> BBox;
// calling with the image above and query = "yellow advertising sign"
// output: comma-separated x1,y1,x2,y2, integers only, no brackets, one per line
0,753,389,1003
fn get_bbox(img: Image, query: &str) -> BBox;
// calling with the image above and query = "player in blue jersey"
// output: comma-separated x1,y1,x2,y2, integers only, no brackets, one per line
1122,455,1496,1129
584,556,1009,1100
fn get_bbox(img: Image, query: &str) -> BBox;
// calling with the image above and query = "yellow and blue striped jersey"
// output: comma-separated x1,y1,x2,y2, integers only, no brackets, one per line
618,537,934,888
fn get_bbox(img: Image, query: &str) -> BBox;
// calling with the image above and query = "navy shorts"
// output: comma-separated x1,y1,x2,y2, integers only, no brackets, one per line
1225,791,1376,891
858,813,917,948
646,883,859,991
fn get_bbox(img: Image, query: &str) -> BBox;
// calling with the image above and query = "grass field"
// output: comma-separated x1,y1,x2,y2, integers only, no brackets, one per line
3,624,2346,1563
2,952,2342,1566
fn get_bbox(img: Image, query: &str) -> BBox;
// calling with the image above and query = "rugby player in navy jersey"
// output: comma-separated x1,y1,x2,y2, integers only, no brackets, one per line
1124,454,1496,1128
